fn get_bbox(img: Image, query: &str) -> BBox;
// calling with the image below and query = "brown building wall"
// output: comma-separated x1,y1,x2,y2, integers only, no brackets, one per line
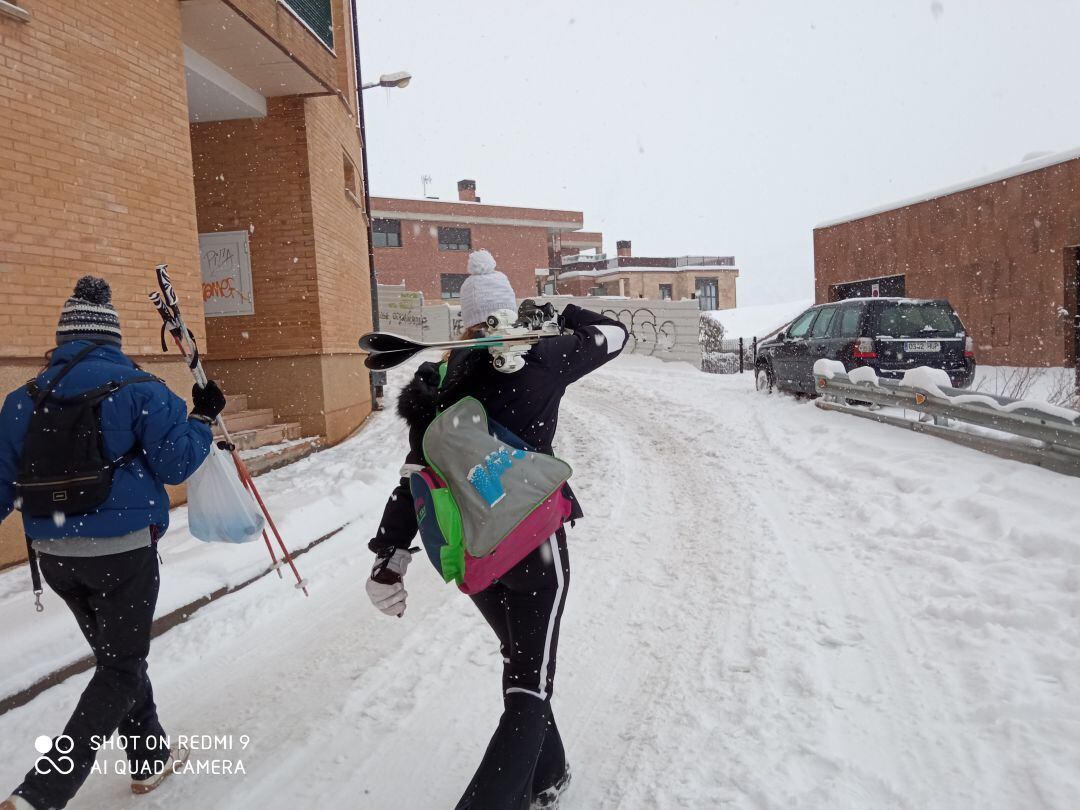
191,97,321,360
375,222,554,302
0,0,370,566
304,92,372,437
814,158,1080,367
0,0,204,359
0,0,206,565
191,95,370,444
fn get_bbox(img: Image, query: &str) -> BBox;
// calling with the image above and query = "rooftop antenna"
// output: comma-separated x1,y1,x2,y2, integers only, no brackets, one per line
421,174,433,198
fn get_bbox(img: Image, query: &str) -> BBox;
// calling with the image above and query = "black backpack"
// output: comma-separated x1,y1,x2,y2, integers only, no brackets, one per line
15,343,159,518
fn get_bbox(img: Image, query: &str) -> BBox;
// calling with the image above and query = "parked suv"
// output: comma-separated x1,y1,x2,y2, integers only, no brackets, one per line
755,297,976,395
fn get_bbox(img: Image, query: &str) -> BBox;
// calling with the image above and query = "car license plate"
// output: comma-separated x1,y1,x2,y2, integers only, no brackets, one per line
904,341,941,353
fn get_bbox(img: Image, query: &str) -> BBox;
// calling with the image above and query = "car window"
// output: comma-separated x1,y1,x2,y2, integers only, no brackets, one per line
787,309,817,339
810,307,837,338
838,306,862,338
876,302,962,337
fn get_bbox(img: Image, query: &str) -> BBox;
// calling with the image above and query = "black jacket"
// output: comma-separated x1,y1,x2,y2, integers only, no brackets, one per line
368,304,627,555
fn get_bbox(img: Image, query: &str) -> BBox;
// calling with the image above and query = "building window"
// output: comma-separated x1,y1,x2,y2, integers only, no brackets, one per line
441,273,468,299
696,278,719,310
438,227,472,251
280,0,335,50
372,218,401,248
343,153,359,205
658,284,673,301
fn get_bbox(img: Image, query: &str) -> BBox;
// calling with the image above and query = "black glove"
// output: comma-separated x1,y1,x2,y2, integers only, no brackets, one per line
191,380,226,423
557,303,580,330
517,300,558,330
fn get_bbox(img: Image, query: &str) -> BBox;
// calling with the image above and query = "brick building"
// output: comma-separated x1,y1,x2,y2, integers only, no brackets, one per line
814,149,1080,368
555,241,740,310
370,180,586,300
0,0,372,564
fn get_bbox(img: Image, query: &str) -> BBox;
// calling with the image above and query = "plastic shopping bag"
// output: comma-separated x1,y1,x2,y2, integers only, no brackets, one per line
187,444,265,543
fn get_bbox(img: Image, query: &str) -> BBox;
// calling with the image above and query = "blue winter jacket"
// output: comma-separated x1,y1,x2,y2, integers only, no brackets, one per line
0,341,213,540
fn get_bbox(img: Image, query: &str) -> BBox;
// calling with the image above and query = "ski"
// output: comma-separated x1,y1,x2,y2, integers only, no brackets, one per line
358,331,546,370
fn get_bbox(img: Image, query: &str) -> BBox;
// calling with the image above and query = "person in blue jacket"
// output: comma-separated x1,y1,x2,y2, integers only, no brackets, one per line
0,277,226,810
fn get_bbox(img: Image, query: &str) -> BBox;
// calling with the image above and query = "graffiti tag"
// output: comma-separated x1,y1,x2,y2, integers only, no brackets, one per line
601,308,677,354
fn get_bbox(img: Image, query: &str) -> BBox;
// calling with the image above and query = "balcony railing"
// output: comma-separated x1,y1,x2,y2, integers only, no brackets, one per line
280,0,334,50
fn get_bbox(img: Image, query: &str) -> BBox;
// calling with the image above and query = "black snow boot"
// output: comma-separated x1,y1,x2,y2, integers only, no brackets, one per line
530,765,571,809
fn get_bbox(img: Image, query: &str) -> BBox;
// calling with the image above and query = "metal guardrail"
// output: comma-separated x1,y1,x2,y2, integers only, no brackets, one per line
813,367,1080,477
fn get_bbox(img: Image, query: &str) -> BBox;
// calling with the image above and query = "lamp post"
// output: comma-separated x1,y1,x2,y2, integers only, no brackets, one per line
361,71,412,91
352,30,411,406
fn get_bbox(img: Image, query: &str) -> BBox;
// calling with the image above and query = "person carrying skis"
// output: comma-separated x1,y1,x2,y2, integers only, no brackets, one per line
0,276,227,810
365,249,628,809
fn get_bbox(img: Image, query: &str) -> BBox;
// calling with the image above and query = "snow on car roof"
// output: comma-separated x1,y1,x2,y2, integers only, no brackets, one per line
824,296,944,304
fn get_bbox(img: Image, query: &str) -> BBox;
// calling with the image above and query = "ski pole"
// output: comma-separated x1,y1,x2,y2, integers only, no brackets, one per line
147,288,282,579
150,265,309,596
150,273,308,595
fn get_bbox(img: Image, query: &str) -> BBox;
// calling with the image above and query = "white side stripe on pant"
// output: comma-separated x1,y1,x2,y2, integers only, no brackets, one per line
505,533,563,701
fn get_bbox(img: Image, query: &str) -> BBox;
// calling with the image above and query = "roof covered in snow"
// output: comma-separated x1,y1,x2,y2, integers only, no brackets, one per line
558,265,740,282
816,146,1080,229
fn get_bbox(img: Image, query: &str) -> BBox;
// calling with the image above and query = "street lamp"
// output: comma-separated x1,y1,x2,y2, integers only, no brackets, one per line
354,65,411,405
361,71,412,91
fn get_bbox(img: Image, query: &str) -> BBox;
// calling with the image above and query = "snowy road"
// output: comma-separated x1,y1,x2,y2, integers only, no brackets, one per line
1,355,1077,809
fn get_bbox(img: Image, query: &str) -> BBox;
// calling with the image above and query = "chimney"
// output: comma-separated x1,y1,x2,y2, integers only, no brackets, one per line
617,240,632,258
458,179,477,202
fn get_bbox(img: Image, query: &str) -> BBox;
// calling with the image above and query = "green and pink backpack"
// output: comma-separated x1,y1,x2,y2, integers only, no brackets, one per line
410,395,573,594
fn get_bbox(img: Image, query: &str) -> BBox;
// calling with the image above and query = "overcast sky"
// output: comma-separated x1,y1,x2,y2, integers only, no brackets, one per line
358,0,1080,306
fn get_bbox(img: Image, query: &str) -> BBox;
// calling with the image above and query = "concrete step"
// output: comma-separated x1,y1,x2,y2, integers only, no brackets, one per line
242,436,322,477
222,393,249,414
217,408,275,433
223,422,303,452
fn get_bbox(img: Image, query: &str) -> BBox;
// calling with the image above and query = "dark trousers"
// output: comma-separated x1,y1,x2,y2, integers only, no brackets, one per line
16,547,168,810
455,530,571,810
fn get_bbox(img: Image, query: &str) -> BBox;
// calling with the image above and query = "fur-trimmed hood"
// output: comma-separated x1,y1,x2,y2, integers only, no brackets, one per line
396,361,441,429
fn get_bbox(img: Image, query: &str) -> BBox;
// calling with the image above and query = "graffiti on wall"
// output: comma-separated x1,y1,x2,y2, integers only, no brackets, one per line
601,308,677,354
199,231,255,317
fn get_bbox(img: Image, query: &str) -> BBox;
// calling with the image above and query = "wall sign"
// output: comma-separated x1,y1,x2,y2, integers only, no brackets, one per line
199,231,254,317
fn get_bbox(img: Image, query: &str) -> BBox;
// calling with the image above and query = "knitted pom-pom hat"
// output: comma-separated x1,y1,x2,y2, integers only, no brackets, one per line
459,250,517,328
56,276,122,347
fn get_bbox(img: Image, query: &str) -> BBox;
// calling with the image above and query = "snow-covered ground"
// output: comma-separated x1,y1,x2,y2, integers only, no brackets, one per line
1,355,1078,809
972,365,1078,407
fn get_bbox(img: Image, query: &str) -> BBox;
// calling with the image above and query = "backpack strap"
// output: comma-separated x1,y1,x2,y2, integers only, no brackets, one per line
46,373,161,406
28,343,100,406
25,535,43,613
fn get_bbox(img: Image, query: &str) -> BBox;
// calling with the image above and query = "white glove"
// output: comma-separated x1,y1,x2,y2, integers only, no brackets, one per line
366,548,412,617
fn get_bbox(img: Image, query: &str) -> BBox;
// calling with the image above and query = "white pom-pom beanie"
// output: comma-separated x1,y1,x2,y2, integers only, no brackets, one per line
459,249,517,327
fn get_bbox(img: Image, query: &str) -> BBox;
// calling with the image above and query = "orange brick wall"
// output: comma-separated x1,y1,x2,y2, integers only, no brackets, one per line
0,0,204,359
814,158,1080,366
306,96,371,352
191,26,371,440
191,97,322,360
375,222,552,303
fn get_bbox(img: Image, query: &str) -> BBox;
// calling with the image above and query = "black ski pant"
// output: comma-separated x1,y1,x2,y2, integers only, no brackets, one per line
455,529,570,810
16,547,169,810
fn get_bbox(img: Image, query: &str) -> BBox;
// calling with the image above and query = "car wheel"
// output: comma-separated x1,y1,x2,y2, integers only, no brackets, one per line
755,365,773,394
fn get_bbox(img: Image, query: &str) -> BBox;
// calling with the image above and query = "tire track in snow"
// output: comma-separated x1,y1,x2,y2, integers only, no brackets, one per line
556,367,751,809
